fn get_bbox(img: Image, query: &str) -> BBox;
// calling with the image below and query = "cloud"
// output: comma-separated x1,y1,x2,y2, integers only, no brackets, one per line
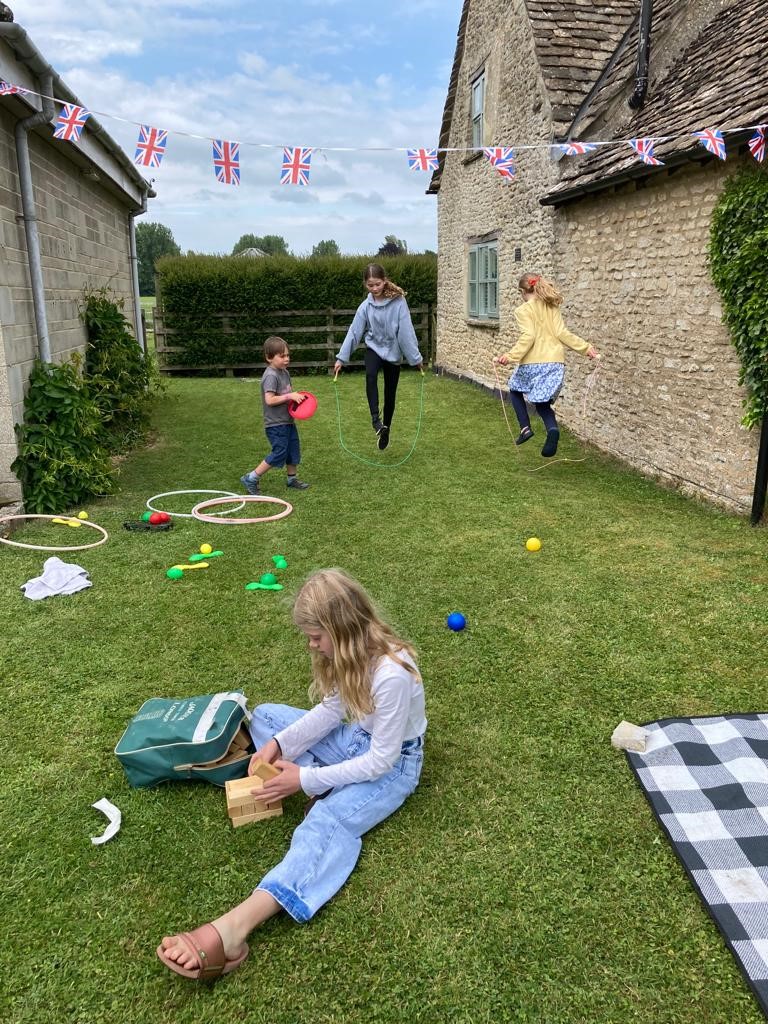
341,191,387,207
269,188,320,205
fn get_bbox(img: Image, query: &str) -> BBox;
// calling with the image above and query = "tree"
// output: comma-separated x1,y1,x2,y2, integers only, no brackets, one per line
311,239,341,258
376,234,408,257
232,233,290,257
136,222,180,295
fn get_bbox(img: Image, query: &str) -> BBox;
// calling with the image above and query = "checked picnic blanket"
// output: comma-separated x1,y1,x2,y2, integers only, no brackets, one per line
626,715,768,1017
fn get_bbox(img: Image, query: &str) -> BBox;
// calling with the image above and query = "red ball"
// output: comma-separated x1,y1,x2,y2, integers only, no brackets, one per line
158,511,171,523
149,512,163,524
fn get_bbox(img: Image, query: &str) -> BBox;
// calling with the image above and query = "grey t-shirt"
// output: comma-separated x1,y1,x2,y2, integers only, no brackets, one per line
261,366,293,426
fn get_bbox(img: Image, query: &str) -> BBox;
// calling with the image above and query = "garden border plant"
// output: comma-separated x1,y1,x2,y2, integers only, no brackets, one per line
709,165,768,428
11,287,160,513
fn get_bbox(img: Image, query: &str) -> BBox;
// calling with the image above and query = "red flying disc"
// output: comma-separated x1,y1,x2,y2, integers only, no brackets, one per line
289,392,318,420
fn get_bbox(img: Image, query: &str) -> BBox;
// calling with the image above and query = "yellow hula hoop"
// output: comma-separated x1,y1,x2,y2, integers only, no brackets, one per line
0,514,109,551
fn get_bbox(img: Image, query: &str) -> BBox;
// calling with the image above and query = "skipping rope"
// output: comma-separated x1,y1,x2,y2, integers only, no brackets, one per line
332,369,427,468
491,358,602,474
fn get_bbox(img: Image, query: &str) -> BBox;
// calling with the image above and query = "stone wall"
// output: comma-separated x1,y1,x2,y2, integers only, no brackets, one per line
435,0,562,385
435,0,757,514
552,158,756,511
0,105,135,503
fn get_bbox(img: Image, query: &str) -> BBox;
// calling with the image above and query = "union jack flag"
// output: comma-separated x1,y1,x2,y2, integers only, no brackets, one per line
213,139,240,185
134,125,168,168
484,147,516,178
0,80,29,96
557,142,597,156
281,147,313,186
748,125,766,163
407,148,439,172
53,103,91,142
693,128,726,160
628,137,664,166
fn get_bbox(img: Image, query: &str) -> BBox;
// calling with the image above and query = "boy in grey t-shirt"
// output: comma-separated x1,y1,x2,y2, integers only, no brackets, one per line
241,336,310,493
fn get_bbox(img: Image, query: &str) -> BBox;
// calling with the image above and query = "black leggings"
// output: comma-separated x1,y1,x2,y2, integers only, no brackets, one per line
509,390,558,433
364,348,401,427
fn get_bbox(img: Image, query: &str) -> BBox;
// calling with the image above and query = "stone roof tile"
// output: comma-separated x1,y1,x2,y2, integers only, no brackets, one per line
544,0,768,204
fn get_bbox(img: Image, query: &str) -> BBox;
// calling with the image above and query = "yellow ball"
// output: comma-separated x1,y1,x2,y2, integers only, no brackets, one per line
77,510,89,520
525,537,542,552
200,543,213,555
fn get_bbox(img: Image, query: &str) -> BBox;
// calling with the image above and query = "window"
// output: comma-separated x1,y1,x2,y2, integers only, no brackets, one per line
468,241,498,319
471,72,485,150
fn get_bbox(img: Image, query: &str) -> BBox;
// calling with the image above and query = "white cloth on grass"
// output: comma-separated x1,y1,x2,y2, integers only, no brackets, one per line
21,556,92,600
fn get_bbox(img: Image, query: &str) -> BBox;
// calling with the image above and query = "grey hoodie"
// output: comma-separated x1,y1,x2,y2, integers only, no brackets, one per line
336,294,423,366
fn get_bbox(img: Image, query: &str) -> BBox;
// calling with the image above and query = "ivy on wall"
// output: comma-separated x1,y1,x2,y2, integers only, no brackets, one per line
709,166,768,428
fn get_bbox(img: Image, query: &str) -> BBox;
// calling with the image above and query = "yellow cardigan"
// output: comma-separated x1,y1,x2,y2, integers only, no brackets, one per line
502,300,590,365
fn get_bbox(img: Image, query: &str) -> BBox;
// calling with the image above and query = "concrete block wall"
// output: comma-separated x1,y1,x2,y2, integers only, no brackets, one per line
0,106,135,503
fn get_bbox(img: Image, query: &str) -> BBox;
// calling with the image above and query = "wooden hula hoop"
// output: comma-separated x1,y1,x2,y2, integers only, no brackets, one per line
191,495,293,525
0,514,109,552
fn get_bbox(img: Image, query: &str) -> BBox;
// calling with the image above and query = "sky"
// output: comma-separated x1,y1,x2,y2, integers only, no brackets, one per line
8,0,464,256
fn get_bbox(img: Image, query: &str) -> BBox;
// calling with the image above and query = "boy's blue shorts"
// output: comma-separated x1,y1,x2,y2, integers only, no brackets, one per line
265,423,300,467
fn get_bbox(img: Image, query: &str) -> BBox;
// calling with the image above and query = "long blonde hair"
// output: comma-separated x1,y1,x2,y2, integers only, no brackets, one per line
519,272,563,307
292,568,420,720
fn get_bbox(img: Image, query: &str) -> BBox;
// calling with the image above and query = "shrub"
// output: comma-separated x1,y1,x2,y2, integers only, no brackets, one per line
11,357,115,513
709,166,768,428
155,253,437,369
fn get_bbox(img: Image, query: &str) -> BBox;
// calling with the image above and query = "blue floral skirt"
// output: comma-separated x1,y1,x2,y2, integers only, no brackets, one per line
508,362,565,403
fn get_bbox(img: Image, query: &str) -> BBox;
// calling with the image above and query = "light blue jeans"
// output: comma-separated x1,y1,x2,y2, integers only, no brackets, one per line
248,703,424,922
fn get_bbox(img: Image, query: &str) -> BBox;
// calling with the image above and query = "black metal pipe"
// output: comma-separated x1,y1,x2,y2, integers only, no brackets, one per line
751,415,768,525
628,0,654,109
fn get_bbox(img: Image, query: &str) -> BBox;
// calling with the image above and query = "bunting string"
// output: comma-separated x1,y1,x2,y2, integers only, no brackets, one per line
1,78,765,187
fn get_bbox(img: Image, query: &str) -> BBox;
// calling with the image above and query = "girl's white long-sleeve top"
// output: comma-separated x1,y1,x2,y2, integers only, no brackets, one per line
274,653,427,796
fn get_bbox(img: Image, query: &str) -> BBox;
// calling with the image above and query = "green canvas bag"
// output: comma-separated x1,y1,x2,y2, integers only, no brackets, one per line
115,691,254,788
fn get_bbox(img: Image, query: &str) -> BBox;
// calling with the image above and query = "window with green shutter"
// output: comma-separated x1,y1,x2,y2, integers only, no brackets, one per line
468,241,498,319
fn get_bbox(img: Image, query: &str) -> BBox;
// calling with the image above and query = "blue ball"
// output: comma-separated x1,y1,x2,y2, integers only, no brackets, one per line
446,612,466,632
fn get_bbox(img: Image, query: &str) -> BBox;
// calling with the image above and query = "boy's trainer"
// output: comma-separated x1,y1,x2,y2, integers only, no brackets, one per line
286,477,309,490
240,473,260,495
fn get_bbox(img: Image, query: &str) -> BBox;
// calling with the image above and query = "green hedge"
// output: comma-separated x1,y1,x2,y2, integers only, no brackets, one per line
155,254,437,369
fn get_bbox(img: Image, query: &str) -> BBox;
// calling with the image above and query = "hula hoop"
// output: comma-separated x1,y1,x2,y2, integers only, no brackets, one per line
0,514,109,552
146,489,246,519
191,495,293,525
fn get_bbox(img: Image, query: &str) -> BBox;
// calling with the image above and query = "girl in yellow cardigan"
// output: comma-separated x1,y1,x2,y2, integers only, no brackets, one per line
494,273,599,457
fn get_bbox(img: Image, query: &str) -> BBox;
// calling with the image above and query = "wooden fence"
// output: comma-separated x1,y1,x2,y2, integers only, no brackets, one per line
153,304,436,376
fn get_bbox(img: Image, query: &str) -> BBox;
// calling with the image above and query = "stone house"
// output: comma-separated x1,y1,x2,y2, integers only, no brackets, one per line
429,0,767,513
0,17,153,505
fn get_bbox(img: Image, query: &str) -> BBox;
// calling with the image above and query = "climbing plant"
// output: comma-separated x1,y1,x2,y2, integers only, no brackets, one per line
709,166,768,428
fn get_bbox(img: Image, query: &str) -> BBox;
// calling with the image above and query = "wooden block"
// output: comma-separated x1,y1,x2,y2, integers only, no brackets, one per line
225,767,283,817
611,720,648,752
250,760,281,781
230,804,283,827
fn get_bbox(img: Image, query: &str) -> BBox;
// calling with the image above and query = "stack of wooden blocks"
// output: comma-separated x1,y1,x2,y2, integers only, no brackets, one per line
225,760,283,828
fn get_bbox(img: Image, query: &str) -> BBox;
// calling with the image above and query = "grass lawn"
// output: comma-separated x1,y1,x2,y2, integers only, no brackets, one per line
2,371,767,1024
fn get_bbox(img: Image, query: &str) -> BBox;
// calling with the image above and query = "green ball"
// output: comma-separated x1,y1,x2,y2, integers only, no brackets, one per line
141,511,152,521
166,567,184,580
260,573,277,586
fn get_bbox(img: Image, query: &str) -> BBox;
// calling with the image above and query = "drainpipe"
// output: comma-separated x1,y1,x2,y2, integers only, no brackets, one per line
627,0,654,109
751,416,768,525
128,192,148,353
14,70,55,362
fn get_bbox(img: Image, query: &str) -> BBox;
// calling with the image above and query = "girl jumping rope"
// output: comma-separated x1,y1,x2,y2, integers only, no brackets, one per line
494,273,599,457
156,568,426,981
334,264,423,451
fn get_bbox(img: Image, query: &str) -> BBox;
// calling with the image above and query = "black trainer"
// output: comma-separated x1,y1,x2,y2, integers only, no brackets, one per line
372,416,384,433
515,426,534,446
377,425,390,451
541,428,560,458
